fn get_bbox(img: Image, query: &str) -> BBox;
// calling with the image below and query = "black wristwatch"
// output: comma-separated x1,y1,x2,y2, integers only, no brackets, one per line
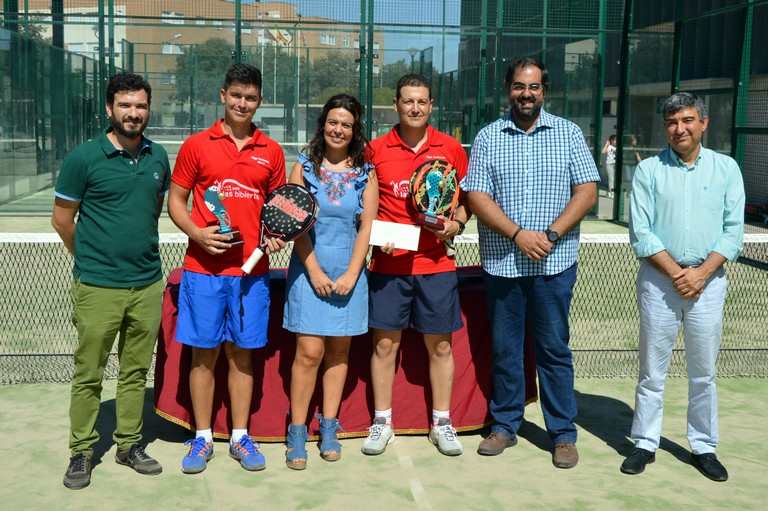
455,219,466,236
545,228,559,243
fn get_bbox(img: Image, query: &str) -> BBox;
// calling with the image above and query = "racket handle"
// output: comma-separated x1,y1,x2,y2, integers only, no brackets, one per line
241,247,265,274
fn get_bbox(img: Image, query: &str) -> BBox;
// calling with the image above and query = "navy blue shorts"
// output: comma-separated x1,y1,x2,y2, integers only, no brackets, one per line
175,270,270,349
368,271,463,334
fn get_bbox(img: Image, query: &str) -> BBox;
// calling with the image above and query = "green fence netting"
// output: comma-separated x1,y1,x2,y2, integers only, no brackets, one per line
1,234,766,384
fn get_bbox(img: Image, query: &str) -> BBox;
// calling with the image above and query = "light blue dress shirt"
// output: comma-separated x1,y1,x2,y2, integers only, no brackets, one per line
461,110,600,277
629,146,745,265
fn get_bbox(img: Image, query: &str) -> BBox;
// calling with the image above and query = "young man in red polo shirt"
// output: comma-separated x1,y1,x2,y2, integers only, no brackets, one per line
168,63,286,474
362,74,471,457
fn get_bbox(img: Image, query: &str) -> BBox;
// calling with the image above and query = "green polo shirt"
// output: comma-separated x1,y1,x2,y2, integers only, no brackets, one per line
55,129,171,287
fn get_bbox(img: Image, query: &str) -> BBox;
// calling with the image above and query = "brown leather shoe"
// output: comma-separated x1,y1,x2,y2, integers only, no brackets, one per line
553,442,579,468
477,431,517,456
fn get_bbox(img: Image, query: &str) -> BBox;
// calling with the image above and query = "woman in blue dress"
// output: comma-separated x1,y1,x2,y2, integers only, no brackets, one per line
283,94,378,470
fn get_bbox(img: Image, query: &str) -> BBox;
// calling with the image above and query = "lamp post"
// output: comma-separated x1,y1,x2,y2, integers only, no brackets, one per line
162,33,182,54
293,9,301,143
187,44,196,135
407,47,418,73
161,35,188,134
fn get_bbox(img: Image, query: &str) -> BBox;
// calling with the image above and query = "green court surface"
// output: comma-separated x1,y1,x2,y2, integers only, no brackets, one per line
1,378,766,510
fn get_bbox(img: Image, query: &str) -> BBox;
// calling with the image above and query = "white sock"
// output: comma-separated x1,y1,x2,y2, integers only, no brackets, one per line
196,429,213,444
374,408,392,425
231,428,248,444
432,409,450,426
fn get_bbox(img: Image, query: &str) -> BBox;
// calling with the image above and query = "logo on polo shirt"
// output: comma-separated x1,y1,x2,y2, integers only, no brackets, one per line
251,156,271,166
214,179,262,201
390,179,410,199
153,172,159,180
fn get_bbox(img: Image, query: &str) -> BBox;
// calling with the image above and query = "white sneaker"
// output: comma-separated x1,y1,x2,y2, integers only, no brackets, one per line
429,418,463,456
361,417,394,455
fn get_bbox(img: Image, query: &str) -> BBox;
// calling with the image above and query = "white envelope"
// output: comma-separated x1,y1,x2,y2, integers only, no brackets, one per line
370,220,421,251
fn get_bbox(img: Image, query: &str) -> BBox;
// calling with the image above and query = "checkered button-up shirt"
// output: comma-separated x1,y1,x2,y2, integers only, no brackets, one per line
461,110,600,278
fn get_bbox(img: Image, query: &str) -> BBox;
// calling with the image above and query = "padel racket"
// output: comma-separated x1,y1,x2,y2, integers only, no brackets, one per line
241,183,319,274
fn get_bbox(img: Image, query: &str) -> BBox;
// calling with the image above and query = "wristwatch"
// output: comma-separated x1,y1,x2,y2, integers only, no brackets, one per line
545,228,559,243
455,219,466,236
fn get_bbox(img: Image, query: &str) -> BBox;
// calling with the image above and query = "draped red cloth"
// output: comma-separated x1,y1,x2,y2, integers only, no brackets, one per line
154,267,537,441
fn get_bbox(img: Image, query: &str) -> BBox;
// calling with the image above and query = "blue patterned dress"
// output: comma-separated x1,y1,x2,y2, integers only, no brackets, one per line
283,153,371,336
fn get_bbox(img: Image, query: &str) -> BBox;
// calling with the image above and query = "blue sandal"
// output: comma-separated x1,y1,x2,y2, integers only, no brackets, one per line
285,423,308,470
317,414,344,462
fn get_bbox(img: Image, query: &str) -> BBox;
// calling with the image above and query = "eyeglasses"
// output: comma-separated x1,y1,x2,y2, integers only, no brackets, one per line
510,83,543,95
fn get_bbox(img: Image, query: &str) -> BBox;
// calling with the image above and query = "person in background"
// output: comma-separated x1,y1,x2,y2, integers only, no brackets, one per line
52,72,169,489
628,134,643,164
622,135,643,196
282,93,378,470
602,134,617,198
622,92,745,481
167,63,286,475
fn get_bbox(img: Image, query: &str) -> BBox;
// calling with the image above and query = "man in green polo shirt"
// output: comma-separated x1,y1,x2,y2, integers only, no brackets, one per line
51,72,171,490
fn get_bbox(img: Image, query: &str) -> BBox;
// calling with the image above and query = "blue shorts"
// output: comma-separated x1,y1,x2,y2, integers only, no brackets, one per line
368,271,463,334
175,270,271,349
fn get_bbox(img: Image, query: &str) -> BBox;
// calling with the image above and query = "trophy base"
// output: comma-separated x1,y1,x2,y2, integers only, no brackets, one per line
220,228,244,246
415,213,445,229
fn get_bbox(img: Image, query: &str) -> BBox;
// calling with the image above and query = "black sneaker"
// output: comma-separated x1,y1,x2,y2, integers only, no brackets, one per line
620,448,655,474
691,453,728,482
63,452,92,490
115,444,163,475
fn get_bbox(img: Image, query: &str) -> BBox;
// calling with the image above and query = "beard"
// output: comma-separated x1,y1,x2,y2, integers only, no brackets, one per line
511,99,542,122
110,114,146,139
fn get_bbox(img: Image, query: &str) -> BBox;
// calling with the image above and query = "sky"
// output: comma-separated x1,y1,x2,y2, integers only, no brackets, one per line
287,0,462,71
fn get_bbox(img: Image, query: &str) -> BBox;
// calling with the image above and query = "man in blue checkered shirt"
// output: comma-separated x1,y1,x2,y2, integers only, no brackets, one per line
461,57,599,469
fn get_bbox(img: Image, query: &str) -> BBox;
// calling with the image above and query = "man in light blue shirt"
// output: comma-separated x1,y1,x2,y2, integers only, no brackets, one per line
622,92,745,482
461,57,598,469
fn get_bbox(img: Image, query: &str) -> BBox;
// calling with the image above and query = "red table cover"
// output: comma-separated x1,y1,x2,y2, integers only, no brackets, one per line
154,267,537,441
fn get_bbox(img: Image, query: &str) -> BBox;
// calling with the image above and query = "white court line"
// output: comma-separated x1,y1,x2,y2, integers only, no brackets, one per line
395,445,433,511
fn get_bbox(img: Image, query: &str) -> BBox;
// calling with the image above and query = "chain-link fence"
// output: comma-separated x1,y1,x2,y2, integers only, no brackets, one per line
1,233,766,384
2,1,767,382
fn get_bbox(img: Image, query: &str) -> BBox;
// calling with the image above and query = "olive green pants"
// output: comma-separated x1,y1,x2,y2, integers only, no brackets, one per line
68,279,164,455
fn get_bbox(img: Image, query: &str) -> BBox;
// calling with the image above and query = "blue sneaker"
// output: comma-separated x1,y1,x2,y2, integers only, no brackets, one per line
229,434,266,471
181,437,214,474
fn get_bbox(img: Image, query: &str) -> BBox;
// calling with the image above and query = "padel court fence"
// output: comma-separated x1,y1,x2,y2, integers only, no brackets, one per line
1,233,767,384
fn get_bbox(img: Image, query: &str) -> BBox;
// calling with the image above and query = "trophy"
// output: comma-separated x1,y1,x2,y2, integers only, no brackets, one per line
204,186,242,246
409,159,459,229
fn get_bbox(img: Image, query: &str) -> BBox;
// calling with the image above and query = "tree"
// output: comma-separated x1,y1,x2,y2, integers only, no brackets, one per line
380,59,410,89
307,51,359,103
18,22,49,43
565,53,597,90
372,87,396,105
629,33,674,85
172,38,234,105
13,14,51,44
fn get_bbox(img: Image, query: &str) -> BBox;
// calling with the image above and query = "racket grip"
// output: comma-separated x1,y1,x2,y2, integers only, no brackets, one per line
241,247,265,274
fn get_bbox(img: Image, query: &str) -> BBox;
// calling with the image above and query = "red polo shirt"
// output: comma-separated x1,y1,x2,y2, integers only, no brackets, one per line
172,119,286,276
369,124,468,275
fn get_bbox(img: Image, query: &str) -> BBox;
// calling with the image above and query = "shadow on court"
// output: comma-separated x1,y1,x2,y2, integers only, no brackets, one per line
3,378,767,510
90,389,190,468
575,390,691,461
